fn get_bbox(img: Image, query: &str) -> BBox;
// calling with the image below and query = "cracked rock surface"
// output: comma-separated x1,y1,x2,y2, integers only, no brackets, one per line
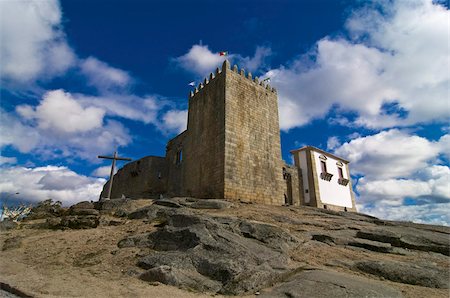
118,199,450,296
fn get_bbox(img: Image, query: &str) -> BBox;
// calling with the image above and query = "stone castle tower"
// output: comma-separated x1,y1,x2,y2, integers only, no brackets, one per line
100,60,356,212
165,60,285,204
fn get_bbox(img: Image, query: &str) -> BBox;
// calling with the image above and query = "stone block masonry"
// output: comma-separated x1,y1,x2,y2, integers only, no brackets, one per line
100,60,355,212
223,62,284,204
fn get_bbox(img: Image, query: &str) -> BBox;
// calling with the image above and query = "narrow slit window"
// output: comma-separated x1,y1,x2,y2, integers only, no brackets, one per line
176,150,183,165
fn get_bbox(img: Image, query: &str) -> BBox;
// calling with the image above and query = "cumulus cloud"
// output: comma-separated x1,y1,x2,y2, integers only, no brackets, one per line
174,45,226,76
326,136,341,150
0,166,105,206
0,0,76,84
333,129,450,224
0,107,131,161
357,165,450,206
1,86,185,161
358,202,450,227
160,110,188,134
0,156,17,165
91,166,116,178
335,129,442,179
236,46,272,73
80,57,132,92
174,44,272,76
77,93,165,125
267,0,449,131
17,89,105,134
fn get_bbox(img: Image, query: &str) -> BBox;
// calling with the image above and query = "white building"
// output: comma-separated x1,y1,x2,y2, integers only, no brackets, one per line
290,146,357,212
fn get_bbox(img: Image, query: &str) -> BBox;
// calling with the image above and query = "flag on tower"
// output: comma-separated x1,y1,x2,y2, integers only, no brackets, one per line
219,51,228,56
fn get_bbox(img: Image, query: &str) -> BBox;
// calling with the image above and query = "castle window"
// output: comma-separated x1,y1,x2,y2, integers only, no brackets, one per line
338,167,344,179
320,160,327,173
337,163,349,186
176,150,183,165
157,171,162,179
319,159,333,181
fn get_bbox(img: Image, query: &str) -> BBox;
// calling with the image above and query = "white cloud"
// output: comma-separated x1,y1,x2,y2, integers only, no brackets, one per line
326,136,341,150
267,0,449,131
0,0,76,84
17,89,105,134
160,110,188,134
0,108,41,152
174,44,272,76
333,129,450,225
237,46,272,73
335,129,442,179
174,45,226,76
0,166,105,206
357,165,450,206
80,57,132,92
91,165,116,178
77,93,165,125
0,156,17,165
1,86,184,161
0,107,131,161
358,202,450,227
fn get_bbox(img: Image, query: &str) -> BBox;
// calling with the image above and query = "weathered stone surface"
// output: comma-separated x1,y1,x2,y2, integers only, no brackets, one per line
45,217,62,229
356,228,450,256
100,156,167,200
0,220,18,231
347,238,393,253
355,260,449,289
119,210,298,295
67,201,99,217
57,215,99,229
189,199,233,209
260,270,403,298
127,206,153,219
69,209,99,216
95,198,129,212
127,204,169,221
139,265,222,293
153,199,182,208
2,236,23,251
70,201,94,210
25,199,66,220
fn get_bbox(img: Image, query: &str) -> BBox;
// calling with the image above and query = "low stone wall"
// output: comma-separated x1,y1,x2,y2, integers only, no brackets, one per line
100,156,167,199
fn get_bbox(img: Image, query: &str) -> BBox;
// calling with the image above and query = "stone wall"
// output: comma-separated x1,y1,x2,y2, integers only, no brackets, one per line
223,62,285,204
100,156,167,199
283,164,302,206
166,131,188,196
181,67,226,198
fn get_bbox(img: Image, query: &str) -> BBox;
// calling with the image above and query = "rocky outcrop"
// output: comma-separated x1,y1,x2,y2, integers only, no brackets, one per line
117,199,450,295
25,199,66,220
119,207,298,295
355,260,449,288
260,270,403,298
43,201,100,229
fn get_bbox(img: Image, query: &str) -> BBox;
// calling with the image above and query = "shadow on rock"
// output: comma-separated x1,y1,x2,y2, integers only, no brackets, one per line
118,207,298,295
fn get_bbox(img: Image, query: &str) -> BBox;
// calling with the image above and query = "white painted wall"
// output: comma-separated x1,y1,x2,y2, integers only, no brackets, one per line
298,151,310,203
312,151,353,208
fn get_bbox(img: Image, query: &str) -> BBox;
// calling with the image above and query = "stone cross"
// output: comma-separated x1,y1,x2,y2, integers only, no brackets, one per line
98,151,131,200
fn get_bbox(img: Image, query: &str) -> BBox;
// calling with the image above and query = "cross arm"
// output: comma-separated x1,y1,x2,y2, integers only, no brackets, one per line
98,155,114,160
115,157,132,161
97,155,132,161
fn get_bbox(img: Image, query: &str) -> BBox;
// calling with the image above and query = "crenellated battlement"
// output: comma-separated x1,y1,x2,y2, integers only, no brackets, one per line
188,60,276,99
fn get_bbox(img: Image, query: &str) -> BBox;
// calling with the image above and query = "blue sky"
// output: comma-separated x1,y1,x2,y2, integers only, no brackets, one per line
1,0,449,225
